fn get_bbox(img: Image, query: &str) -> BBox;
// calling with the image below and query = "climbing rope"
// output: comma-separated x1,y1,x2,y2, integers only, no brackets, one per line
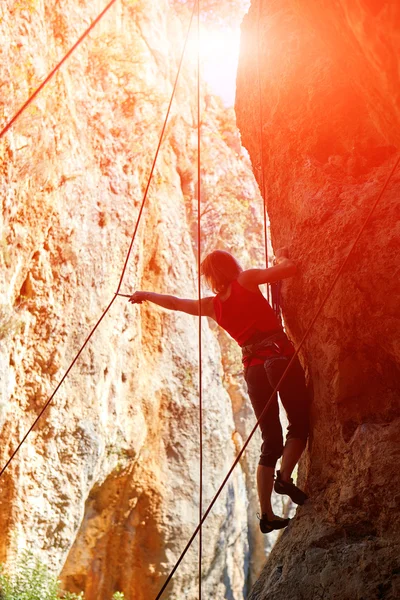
0,0,198,481
196,0,204,596
257,0,282,318
0,0,119,140
257,0,270,302
154,153,400,599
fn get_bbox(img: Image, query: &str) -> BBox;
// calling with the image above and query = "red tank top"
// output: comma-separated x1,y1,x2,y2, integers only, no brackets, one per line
213,279,281,347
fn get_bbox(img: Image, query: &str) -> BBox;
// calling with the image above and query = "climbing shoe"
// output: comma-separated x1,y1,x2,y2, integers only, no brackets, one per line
257,513,290,534
274,470,308,505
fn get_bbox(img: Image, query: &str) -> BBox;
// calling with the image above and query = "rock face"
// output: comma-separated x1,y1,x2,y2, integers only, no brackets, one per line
0,1,272,598
236,1,400,598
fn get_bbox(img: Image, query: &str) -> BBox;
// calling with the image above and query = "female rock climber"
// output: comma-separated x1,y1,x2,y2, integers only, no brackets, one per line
129,249,309,534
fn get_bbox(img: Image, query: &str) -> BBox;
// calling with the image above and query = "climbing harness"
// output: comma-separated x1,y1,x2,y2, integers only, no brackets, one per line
241,329,293,379
241,329,292,364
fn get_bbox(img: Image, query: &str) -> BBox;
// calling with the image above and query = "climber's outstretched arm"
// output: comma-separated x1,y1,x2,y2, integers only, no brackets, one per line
129,291,215,318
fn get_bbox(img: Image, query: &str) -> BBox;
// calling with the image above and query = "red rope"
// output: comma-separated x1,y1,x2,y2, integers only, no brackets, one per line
154,153,400,599
0,0,198,481
196,0,203,597
0,296,116,480
116,2,198,293
0,0,119,140
257,0,270,301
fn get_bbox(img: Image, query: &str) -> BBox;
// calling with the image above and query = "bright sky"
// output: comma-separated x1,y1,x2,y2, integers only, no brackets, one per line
201,25,242,106
185,18,246,107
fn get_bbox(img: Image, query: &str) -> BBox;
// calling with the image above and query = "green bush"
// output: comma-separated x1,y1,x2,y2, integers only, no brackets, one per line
0,551,60,600
0,551,124,600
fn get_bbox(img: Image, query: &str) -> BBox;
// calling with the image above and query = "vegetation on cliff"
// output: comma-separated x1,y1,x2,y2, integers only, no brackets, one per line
0,552,124,599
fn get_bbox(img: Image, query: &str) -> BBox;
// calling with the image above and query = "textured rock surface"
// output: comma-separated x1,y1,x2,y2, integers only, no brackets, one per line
236,1,400,598
0,1,273,598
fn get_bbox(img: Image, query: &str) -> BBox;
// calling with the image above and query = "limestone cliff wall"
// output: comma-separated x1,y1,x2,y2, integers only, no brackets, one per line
236,1,400,598
0,1,270,598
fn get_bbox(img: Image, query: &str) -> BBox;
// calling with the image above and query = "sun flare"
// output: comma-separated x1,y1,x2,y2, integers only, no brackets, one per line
187,24,243,106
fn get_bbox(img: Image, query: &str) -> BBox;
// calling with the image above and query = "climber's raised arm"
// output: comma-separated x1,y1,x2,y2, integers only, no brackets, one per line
129,291,215,318
238,247,296,290
238,258,296,289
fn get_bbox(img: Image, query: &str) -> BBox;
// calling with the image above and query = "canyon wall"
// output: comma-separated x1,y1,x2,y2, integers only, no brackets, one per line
236,1,400,598
0,0,274,598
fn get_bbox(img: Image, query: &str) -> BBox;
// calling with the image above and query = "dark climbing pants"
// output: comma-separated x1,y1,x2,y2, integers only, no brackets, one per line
244,355,310,468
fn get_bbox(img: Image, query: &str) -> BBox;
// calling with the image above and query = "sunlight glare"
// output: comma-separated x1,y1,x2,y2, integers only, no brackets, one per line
187,24,243,106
